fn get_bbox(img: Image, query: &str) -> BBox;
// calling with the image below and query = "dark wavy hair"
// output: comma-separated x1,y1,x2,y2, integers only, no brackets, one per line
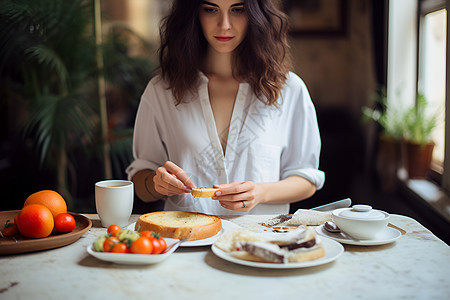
158,0,291,106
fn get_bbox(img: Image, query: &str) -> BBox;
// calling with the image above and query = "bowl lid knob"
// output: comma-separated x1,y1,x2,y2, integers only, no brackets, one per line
352,205,372,212
338,205,386,220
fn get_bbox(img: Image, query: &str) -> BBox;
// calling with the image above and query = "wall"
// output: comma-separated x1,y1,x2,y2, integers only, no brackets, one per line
287,0,377,209
105,0,377,121
290,0,376,119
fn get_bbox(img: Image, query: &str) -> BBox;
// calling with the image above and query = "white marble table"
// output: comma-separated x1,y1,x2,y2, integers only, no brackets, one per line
0,214,449,300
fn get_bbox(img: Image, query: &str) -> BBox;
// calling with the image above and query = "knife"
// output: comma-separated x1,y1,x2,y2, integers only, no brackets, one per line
310,198,352,212
266,198,352,226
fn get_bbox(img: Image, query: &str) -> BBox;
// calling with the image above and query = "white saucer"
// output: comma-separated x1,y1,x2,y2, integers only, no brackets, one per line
316,224,402,246
211,236,344,269
127,219,239,247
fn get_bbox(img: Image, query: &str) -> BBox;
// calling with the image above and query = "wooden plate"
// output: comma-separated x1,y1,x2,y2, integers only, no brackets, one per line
0,210,92,255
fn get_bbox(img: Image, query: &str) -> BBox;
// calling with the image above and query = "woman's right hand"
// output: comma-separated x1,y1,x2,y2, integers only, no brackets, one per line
153,161,195,196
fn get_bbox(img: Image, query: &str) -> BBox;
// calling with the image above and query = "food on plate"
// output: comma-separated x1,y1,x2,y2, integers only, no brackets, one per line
111,242,128,253
1,220,18,237
191,187,219,198
144,231,167,254
107,224,122,237
151,237,167,254
214,226,325,263
93,224,168,255
23,190,67,219
284,209,332,226
54,213,76,232
117,229,141,242
17,204,54,238
93,235,108,252
0,190,72,240
103,236,120,252
11,189,71,239
130,237,152,254
135,211,222,241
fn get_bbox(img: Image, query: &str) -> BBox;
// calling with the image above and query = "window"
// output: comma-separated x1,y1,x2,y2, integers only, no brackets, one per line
388,0,450,220
388,0,447,182
418,2,447,174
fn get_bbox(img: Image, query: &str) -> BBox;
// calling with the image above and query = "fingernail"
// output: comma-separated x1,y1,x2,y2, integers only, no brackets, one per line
215,191,221,196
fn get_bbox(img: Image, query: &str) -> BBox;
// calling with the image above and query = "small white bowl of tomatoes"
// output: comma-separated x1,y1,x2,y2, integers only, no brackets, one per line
87,224,179,265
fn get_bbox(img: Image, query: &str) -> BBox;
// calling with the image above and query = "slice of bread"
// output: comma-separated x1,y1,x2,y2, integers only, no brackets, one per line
191,187,219,198
135,211,222,241
215,227,325,263
287,245,325,262
229,245,325,263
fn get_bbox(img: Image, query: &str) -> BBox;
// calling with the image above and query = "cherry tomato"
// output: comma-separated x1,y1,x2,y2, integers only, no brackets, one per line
159,238,167,253
130,236,153,254
111,242,128,253
54,213,76,232
103,236,120,252
149,236,167,254
2,220,18,237
139,230,153,239
107,224,121,237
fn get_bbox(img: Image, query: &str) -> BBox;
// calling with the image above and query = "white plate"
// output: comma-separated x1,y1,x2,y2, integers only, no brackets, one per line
316,224,402,246
86,238,179,265
211,237,344,269
127,219,240,247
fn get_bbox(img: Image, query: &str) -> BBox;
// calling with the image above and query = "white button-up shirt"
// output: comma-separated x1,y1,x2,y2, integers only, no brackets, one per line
126,72,324,215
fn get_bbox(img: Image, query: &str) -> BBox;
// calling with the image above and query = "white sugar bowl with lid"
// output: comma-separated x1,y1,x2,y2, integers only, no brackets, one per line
332,205,390,240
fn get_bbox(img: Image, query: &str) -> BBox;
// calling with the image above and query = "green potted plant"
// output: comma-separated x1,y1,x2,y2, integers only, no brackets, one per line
0,0,155,210
362,88,405,140
362,88,404,192
363,90,439,185
401,93,438,179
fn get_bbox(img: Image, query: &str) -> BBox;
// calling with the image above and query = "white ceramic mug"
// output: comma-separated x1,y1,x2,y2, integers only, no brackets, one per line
95,180,134,228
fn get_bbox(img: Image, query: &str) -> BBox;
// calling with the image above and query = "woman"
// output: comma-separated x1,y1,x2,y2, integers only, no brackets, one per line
126,0,324,215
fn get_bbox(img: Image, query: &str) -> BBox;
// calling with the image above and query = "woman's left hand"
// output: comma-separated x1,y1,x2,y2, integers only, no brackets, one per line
212,181,263,212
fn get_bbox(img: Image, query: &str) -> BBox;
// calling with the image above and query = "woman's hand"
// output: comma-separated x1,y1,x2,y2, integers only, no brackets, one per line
153,161,195,196
211,177,316,211
212,181,264,212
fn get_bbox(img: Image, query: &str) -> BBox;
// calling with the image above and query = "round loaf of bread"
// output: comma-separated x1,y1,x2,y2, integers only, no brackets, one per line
191,187,219,198
135,211,222,241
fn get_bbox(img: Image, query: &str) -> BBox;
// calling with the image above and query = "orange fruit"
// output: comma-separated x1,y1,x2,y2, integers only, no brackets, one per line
14,214,19,226
18,204,54,238
24,190,67,219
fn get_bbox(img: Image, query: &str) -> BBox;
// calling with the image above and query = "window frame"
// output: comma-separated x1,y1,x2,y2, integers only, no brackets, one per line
417,0,448,191
444,0,450,193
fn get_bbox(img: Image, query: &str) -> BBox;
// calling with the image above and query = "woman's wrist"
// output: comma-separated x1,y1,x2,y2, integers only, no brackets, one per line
144,172,154,196
133,170,164,202
145,171,165,201
256,182,270,204
259,177,316,205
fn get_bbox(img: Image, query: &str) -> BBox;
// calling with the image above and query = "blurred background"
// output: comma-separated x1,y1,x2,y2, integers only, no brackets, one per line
0,0,449,244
